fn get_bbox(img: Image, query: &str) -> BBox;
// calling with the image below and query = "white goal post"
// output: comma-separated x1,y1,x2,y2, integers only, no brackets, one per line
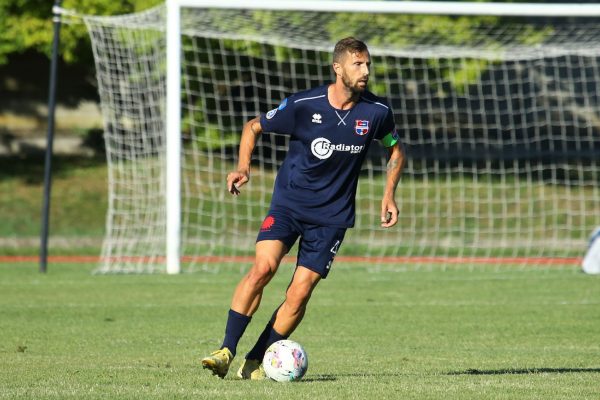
67,1,600,273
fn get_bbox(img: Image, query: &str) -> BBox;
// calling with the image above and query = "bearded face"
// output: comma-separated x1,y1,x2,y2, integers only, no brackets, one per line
336,50,371,94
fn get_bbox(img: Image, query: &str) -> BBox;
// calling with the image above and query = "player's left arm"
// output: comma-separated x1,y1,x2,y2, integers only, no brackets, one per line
380,141,405,228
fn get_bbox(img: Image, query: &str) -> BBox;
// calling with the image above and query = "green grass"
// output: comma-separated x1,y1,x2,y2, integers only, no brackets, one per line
0,157,107,254
1,263,599,399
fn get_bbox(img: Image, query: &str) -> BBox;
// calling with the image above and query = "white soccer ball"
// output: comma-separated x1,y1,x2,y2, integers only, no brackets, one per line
262,339,308,382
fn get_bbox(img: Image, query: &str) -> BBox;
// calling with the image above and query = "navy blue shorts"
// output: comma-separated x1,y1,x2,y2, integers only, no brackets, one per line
256,209,346,278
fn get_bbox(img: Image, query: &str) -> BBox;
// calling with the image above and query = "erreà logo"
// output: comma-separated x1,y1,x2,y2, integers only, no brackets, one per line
310,137,365,160
312,113,322,124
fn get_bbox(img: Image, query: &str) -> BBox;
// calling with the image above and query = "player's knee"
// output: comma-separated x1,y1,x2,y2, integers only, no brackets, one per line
246,257,278,288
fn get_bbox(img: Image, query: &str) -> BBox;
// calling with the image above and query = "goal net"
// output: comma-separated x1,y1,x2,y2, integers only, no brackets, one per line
70,1,600,273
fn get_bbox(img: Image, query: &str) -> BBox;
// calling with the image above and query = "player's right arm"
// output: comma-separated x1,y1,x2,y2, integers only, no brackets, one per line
227,116,263,195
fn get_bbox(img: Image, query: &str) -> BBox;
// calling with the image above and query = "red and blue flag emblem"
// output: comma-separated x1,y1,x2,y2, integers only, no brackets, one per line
355,120,369,136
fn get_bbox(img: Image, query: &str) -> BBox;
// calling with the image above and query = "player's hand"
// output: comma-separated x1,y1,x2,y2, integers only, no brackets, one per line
380,198,399,228
227,170,249,196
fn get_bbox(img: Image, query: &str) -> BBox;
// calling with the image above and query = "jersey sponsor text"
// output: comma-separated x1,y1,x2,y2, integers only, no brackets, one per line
310,137,365,159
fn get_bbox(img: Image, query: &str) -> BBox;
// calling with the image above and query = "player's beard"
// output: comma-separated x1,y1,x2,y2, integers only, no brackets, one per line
342,73,368,96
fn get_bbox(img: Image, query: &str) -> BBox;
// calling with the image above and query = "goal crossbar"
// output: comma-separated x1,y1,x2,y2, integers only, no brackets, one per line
170,0,600,17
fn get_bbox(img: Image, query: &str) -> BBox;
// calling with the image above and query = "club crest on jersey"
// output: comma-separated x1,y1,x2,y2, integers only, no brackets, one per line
355,120,369,136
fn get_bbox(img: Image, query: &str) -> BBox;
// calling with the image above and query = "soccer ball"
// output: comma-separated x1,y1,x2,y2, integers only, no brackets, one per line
262,339,308,382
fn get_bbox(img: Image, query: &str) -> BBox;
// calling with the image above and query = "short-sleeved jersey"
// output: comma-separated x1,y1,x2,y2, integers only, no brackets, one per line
260,84,398,228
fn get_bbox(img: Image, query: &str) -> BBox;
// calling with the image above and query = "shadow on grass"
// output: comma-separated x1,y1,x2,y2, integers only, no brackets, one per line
448,367,600,375
0,155,106,184
302,374,337,382
303,371,408,382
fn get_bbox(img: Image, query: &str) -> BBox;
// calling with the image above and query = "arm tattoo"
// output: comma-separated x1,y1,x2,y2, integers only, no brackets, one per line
387,158,400,172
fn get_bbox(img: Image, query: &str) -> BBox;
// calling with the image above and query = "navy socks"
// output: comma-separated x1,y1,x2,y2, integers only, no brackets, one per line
221,309,251,357
245,308,288,361
220,307,289,360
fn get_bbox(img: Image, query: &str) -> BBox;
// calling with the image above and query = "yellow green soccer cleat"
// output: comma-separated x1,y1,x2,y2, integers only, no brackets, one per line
236,358,266,380
201,348,233,379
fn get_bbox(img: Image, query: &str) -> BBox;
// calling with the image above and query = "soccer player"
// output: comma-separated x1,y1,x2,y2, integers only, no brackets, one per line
201,37,405,379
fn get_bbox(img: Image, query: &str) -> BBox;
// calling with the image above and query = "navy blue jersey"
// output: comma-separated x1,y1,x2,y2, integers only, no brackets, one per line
260,85,398,228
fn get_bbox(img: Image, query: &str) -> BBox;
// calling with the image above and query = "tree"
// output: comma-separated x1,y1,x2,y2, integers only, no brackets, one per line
0,0,161,65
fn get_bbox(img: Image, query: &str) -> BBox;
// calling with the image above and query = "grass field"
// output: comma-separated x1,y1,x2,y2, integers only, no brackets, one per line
0,157,107,256
1,262,599,399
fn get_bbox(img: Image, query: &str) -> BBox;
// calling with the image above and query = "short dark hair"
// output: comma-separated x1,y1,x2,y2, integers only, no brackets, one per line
333,37,369,63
